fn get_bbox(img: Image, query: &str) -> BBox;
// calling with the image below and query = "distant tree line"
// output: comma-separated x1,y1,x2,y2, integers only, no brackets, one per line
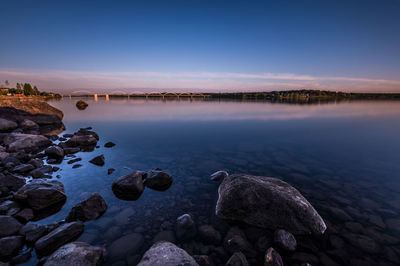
0,80,60,97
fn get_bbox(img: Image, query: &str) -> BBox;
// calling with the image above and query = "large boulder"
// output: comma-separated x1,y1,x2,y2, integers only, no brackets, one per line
35,222,84,256
44,242,105,266
3,133,51,153
13,179,66,211
216,174,326,235
112,171,145,200
65,135,97,147
20,119,39,130
0,118,18,132
144,169,172,191
137,241,199,266
0,215,22,237
76,100,88,111
45,146,64,159
0,235,24,258
0,174,25,188
66,193,107,222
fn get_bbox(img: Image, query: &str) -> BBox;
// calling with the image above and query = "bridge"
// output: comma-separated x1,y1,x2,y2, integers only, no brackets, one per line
66,91,211,101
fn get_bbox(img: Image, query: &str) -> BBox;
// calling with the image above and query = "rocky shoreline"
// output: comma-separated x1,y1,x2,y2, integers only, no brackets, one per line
0,99,332,266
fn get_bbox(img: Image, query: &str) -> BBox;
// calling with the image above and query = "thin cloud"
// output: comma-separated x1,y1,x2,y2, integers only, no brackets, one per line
0,69,399,92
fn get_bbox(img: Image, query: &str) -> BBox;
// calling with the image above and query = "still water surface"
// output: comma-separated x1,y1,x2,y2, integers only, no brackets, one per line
27,99,400,265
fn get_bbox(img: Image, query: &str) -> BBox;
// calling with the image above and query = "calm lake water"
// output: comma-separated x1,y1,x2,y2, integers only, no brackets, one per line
26,98,400,265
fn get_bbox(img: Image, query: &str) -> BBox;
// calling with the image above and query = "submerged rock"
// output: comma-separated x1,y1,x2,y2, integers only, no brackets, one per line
89,155,105,166
176,214,196,241
198,225,221,244
13,179,66,211
66,193,107,222
109,233,144,259
45,146,64,159
216,174,327,235
0,215,22,237
265,248,283,266
76,100,88,110
66,135,97,147
144,169,172,190
274,229,297,251
137,241,199,266
112,171,144,200
210,170,229,181
35,222,84,256
0,235,24,258
104,141,115,148
44,242,105,266
226,252,249,266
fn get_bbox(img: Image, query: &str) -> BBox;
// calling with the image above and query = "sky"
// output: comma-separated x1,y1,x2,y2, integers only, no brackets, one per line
0,0,400,93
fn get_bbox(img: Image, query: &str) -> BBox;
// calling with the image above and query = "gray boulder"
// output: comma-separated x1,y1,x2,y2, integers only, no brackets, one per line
44,242,105,266
13,179,66,211
144,169,172,190
112,171,144,200
176,214,196,241
137,241,199,266
66,135,97,147
0,215,22,237
210,170,229,181
66,193,107,222
216,174,327,235
0,118,18,132
20,119,39,130
45,146,64,159
3,134,51,152
0,235,24,258
274,229,297,251
35,222,84,256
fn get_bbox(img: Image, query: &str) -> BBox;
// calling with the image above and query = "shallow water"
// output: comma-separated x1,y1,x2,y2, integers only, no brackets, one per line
25,98,400,265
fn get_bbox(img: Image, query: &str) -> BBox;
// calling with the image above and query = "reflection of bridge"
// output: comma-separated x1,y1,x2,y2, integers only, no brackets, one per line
66,91,211,101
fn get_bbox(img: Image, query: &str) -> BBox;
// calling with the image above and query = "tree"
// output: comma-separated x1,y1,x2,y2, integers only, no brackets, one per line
23,83,34,95
5,80,9,87
33,85,40,95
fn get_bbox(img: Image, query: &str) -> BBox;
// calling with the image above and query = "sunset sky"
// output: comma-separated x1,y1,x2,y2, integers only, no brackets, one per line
1,0,399,93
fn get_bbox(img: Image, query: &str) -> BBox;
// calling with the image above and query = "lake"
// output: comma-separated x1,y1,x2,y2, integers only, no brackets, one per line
25,98,400,265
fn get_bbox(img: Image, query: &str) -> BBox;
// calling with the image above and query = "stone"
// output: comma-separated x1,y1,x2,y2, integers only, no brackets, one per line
0,215,22,237
30,165,53,178
72,164,82,169
44,242,105,266
0,200,20,215
274,229,297,251
14,208,34,222
0,174,25,188
226,252,249,266
0,118,18,132
328,207,352,221
66,135,97,147
108,168,115,175
66,193,107,222
45,146,64,158
9,247,32,264
265,248,283,266
3,134,51,152
137,241,199,266
224,227,255,258
109,233,144,259
35,222,84,256
14,179,66,211
176,214,196,241
216,174,327,235
89,155,105,166
67,158,81,164
198,225,221,244
19,224,48,243
104,141,115,148
112,171,144,200
210,170,229,181
20,119,39,130
28,158,44,168
342,233,380,253
0,235,24,258
152,230,176,244
144,169,173,190
76,100,88,110
193,255,214,266
12,163,35,173
63,147,80,154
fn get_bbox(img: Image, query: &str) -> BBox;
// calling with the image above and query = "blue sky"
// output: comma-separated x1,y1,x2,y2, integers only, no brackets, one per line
1,0,400,92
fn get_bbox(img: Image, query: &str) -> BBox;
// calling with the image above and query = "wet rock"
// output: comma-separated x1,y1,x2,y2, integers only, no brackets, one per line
193,255,214,266
0,118,18,132
67,158,81,164
35,222,84,256
72,164,82,169
224,227,256,258
176,213,196,241
0,215,22,237
216,174,327,235
28,158,44,168
66,135,97,147
66,193,107,222
137,241,199,266
210,170,228,182
104,142,115,148
30,165,53,178
152,230,176,244
12,163,35,173
89,155,105,166
76,100,88,110
14,208,34,222
198,225,221,244
3,134,51,153
9,247,32,264
226,252,249,266
108,168,115,175
144,169,172,190
75,129,99,140
0,174,25,188
0,235,24,258
265,248,283,266
45,146,64,159
256,235,273,253
112,171,144,200
19,224,48,243
63,147,80,155
109,233,144,259
274,229,297,251
44,242,105,266
14,179,66,211
0,200,20,215
20,119,39,131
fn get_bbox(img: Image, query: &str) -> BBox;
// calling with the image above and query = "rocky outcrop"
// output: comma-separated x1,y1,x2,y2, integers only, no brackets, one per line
144,169,172,190
13,179,66,211
137,241,199,266
216,174,327,235
44,242,105,266
66,193,107,222
35,222,84,256
0,118,18,132
112,171,144,200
